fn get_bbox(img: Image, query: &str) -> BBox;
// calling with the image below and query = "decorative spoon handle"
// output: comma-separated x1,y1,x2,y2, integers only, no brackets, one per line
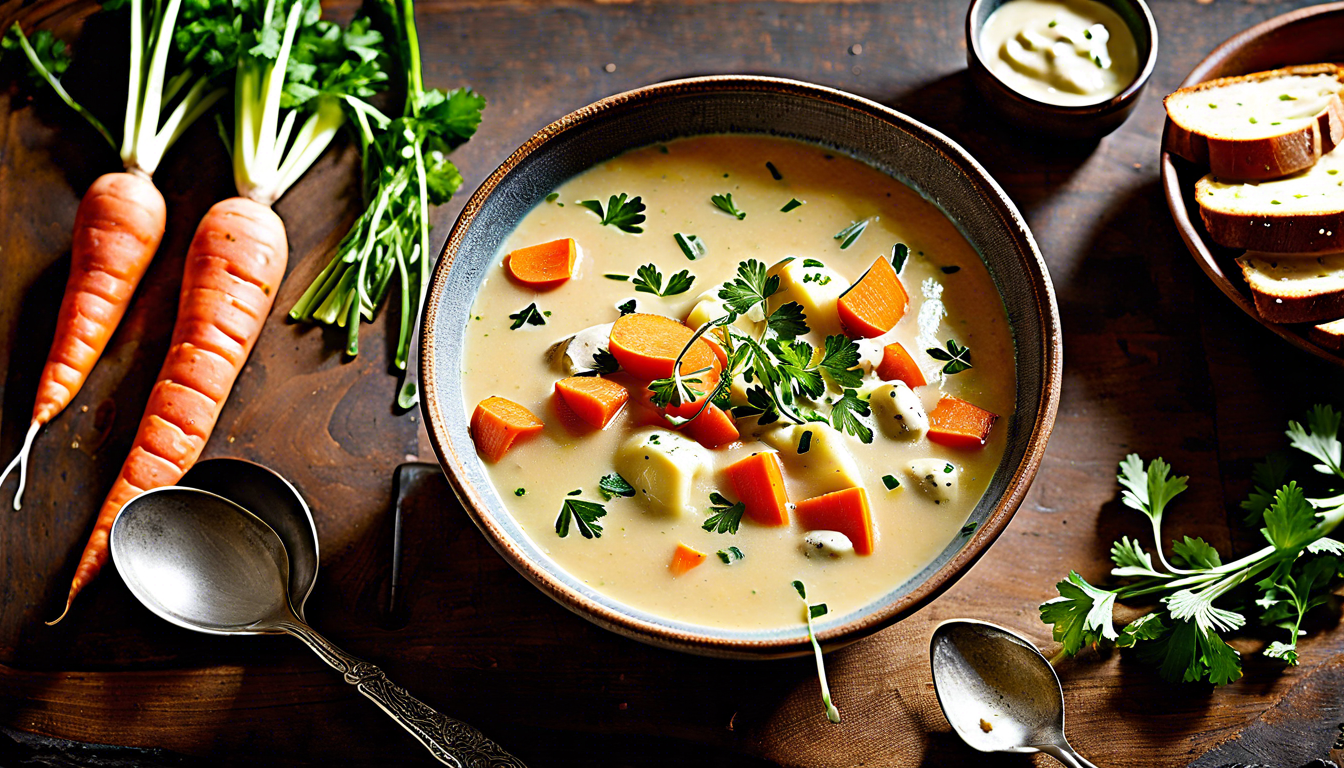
277,619,527,767
1039,743,1100,768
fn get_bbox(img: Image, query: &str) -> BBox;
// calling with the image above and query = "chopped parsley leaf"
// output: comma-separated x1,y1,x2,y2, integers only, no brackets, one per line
675,232,707,261
718,546,745,564
703,492,746,534
508,303,546,329
711,193,746,220
781,198,804,213
578,193,646,233
834,219,869,249
632,263,695,297
928,339,973,375
598,472,636,500
554,498,607,539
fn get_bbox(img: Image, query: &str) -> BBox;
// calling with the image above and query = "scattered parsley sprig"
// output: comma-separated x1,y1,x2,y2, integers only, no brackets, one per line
580,193,646,233
711,193,745,220
928,339,972,375
1040,406,1344,685
632,263,695,297
703,492,746,534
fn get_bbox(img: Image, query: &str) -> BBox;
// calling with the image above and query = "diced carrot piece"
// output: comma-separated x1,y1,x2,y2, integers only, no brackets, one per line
470,396,544,462
927,395,998,449
876,341,926,387
681,403,739,449
505,238,577,289
725,452,789,526
837,256,908,338
609,313,720,386
554,376,628,429
669,543,707,576
794,487,874,555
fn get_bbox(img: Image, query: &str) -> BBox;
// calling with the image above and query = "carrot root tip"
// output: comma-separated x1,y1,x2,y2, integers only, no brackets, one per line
46,598,72,626
0,421,42,511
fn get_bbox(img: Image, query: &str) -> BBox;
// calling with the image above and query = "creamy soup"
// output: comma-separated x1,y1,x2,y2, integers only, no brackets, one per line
981,0,1139,106
461,135,1015,631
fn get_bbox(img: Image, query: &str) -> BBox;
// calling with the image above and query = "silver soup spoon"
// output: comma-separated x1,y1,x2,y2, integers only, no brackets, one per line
930,619,1098,768
110,486,525,768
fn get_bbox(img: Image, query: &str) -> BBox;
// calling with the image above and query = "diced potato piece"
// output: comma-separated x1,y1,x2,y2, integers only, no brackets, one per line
615,429,712,517
551,322,615,375
766,258,847,339
801,530,854,559
871,381,929,440
762,423,864,495
907,458,961,505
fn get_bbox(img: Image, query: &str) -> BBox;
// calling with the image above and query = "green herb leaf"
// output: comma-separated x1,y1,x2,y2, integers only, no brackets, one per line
703,492,746,534
717,546,745,564
575,348,620,377
554,498,607,539
1241,452,1291,525
598,472,636,500
675,233,707,261
781,198,804,213
1109,536,1163,579
819,335,863,389
882,474,900,490
829,389,873,444
711,193,746,219
1286,404,1343,478
926,339,972,375
718,259,779,315
579,193,646,233
766,301,809,340
834,219,869,249
1040,571,1118,655
616,299,638,316
508,302,546,329
891,243,909,273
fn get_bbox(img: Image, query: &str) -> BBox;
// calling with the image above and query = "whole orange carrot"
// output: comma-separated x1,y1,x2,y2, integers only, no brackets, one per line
0,0,233,508
51,199,287,623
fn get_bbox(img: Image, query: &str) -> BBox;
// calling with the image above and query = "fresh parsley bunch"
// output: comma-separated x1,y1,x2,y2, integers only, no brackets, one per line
1041,405,1344,685
648,257,875,443
288,0,485,408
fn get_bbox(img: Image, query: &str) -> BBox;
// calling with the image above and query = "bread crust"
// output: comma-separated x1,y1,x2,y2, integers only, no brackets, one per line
1238,254,1344,323
1310,319,1344,350
1165,64,1344,181
1200,202,1344,252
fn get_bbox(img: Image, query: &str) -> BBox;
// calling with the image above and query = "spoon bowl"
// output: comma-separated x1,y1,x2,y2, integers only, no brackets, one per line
179,458,318,620
109,483,525,766
931,619,1097,768
110,487,293,633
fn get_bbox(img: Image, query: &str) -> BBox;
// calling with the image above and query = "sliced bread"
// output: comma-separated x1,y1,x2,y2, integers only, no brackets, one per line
1310,317,1344,350
1237,251,1344,323
1197,146,1344,252
1165,64,1344,180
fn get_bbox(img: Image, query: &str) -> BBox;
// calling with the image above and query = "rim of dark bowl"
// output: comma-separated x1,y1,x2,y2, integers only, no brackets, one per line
965,0,1159,118
419,75,1063,658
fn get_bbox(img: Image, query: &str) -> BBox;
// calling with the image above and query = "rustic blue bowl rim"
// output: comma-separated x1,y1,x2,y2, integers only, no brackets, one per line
420,75,1063,658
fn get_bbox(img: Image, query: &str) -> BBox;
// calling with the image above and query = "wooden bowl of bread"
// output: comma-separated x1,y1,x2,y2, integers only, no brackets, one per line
1161,2,1344,361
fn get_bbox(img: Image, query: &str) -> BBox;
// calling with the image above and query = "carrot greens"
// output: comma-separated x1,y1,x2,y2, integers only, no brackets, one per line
4,0,238,175
1041,406,1344,685
288,0,485,407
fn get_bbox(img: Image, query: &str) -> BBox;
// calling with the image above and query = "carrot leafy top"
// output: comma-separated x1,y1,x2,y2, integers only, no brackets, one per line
3,0,238,175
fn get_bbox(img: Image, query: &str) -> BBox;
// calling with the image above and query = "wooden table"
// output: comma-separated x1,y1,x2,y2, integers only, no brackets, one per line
4,0,1344,765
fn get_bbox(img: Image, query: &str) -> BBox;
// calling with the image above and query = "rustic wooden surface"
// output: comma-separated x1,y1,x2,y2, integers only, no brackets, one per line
3,0,1344,765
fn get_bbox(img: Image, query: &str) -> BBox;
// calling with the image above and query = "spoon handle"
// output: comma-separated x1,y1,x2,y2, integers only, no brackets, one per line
1039,743,1100,768
277,619,527,767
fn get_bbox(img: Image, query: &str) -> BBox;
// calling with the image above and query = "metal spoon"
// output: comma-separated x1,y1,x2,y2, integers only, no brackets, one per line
930,619,1098,768
178,458,318,622
110,486,526,768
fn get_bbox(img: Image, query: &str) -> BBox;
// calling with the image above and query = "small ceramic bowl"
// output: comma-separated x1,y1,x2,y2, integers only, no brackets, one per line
966,0,1159,140
420,76,1062,658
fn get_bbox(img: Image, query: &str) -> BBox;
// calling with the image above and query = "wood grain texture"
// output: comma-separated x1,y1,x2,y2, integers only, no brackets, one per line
2,1,1344,766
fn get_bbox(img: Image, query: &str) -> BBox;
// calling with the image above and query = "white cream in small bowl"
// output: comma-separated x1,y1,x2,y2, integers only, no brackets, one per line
981,0,1140,106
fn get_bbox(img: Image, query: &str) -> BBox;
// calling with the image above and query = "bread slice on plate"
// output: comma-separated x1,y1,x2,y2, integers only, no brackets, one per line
1237,251,1344,323
1310,317,1344,350
1198,147,1344,252
1166,64,1344,180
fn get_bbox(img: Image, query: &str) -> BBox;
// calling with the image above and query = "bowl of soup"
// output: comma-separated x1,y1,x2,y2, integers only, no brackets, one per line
420,76,1061,658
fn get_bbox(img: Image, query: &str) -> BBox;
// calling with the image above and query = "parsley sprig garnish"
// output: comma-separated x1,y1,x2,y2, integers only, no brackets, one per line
703,492,746,534
508,303,546,329
579,193,646,233
632,263,695,297
928,339,972,375
598,472,636,500
711,193,746,220
555,497,608,539
1041,406,1344,685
